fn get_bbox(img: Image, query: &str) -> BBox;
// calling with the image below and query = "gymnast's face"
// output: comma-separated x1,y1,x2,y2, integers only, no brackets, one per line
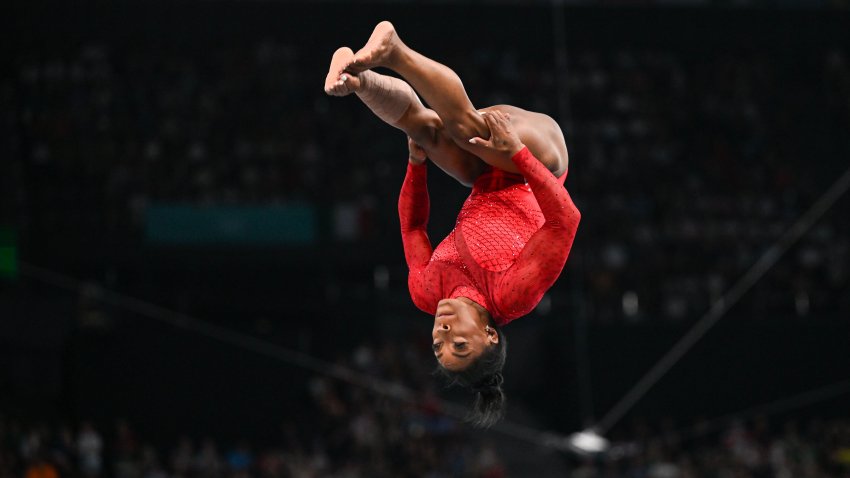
432,298,499,371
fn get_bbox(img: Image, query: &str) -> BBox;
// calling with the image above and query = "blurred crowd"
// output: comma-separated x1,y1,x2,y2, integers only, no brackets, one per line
1,331,848,478
6,34,850,323
3,402,850,477
565,47,850,323
1,410,511,478
575,415,850,478
3,321,849,478
0,339,511,478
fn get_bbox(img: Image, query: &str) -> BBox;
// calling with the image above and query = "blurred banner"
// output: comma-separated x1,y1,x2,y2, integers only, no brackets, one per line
0,227,17,280
145,204,317,245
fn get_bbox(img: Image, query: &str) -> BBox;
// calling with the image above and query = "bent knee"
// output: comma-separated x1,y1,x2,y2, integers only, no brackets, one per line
408,124,440,150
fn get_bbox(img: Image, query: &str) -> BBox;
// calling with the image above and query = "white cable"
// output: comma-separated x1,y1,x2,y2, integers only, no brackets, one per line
19,261,573,449
595,164,850,434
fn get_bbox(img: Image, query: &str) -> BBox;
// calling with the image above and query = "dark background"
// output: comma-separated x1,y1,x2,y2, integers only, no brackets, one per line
1,1,849,476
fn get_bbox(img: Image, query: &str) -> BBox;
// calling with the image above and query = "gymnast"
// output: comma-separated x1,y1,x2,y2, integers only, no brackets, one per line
324,21,580,427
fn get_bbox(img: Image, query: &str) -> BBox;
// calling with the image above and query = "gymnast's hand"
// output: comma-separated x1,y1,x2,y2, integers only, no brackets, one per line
407,136,427,165
468,111,525,161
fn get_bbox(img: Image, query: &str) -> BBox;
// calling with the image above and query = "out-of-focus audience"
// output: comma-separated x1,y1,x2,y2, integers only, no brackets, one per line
1,337,847,477
3,409,849,477
0,338,509,478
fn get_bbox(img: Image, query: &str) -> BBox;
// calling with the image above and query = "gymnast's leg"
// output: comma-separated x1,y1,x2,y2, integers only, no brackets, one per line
339,21,568,176
325,47,485,186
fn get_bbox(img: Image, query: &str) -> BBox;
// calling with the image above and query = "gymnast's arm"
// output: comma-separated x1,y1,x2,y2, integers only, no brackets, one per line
470,111,581,319
398,138,434,273
498,146,580,319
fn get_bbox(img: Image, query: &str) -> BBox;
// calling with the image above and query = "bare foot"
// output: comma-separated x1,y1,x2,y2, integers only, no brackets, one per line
346,21,401,73
324,47,361,96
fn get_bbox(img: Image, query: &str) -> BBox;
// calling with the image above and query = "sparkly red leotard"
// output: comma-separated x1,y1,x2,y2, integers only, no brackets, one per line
399,146,581,326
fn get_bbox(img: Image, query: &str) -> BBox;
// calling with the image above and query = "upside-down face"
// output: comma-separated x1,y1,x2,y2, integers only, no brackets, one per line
431,298,499,371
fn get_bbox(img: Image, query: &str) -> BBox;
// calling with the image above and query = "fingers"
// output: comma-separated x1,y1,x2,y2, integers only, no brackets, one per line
471,111,522,156
482,110,499,132
407,136,424,154
469,111,503,147
407,136,427,164
468,136,491,147
480,110,509,133
486,110,511,130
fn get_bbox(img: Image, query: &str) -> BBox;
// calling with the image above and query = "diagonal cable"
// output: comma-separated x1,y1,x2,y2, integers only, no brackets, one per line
18,261,573,450
595,165,850,434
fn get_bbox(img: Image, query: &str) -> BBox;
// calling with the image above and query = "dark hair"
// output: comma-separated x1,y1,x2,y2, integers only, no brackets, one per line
436,324,507,428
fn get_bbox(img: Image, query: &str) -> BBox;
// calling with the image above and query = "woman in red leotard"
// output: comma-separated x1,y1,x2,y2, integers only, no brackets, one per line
325,22,581,427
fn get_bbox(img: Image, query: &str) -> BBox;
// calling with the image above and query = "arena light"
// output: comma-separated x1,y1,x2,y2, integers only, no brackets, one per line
566,429,610,455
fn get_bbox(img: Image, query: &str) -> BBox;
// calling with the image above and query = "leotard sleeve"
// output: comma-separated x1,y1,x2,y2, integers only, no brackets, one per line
398,162,438,313
495,147,581,322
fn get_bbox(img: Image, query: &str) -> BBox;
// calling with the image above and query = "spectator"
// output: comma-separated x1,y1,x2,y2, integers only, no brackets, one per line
77,421,103,477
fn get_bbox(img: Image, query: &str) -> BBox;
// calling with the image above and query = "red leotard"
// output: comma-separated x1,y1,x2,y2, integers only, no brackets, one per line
398,146,581,326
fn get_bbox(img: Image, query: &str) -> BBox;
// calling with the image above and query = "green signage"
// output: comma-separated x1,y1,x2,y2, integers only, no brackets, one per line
0,227,17,279
145,204,317,245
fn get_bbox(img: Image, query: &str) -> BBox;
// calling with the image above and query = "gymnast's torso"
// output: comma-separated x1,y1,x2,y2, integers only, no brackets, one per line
403,155,572,326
